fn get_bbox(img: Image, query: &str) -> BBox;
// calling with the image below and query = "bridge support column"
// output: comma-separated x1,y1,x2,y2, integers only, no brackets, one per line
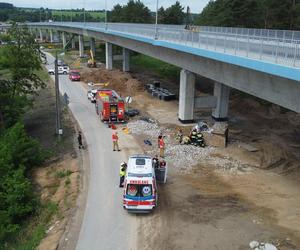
39,29,43,41
62,32,67,48
71,35,76,49
122,48,130,72
212,82,230,121
89,37,96,57
49,30,53,43
79,35,84,57
178,69,195,123
106,42,113,70
35,29,39,40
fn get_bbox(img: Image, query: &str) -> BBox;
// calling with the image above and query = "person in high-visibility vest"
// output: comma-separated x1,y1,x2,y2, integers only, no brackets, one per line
112,131,120,151
159,136,165,158
119,162,127,187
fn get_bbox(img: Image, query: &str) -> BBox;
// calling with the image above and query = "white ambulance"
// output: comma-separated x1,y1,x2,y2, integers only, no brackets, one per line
123,155,167,213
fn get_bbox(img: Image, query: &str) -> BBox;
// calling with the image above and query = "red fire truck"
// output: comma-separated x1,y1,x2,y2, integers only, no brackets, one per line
95,89,125,123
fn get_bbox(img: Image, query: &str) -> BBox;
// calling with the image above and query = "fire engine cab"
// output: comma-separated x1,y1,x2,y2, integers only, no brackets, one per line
123,155,167,213
95,89,125,123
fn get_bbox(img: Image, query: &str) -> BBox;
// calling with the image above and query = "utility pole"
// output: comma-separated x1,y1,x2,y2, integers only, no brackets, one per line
84,8,86,23
55,52,62,136
155,0,159,39
105,0,108,30
60,9,63,22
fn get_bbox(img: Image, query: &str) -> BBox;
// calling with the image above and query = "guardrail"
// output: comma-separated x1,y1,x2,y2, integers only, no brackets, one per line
28,22,300,68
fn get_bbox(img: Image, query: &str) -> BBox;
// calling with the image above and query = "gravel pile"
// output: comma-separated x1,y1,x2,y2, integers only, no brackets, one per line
127,119,252,174
165,145,215,169
127,120,161,138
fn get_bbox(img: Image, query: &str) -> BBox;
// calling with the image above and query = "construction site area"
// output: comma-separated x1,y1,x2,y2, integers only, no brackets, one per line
45,42,300,250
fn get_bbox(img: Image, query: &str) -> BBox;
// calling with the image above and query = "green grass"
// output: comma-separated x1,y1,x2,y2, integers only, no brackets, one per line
131,54,180,80
3,202,58,250
55,169,72,179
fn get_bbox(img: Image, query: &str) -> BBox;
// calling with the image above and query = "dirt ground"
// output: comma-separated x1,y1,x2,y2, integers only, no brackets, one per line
78,62,300,250
25,78,83,250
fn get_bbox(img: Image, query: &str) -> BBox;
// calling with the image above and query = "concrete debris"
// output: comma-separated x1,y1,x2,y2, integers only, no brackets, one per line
165,144,215,169
250,241,278,250
127,120,160,138
249,241,260,248
127,119,252,173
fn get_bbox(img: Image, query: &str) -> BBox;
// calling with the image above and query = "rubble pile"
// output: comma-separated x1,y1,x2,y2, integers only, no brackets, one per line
127,119,251,173
127,120,161,138
165,144,215,169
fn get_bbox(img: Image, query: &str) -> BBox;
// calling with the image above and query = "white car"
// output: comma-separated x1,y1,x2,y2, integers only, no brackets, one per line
48,66,69,75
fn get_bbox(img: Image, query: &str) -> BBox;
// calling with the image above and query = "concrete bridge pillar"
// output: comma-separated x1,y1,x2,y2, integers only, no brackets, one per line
39,29,43,41
212,82,230,121
106,42,113,70
35,29,39,40
89,37,96,57
178,69,196,123
79,35,84,57
49,30,53,43
122,48,130,72
71,37,76,49
62,32,67,48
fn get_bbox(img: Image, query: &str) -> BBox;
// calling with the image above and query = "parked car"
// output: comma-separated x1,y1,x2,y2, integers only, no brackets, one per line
69,70,81,81
48,65,69,75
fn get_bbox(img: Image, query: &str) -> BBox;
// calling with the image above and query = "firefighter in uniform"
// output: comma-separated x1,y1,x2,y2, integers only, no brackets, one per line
119,162,127,188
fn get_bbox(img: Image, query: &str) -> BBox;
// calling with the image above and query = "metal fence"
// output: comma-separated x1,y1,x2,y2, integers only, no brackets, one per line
32,22,300,68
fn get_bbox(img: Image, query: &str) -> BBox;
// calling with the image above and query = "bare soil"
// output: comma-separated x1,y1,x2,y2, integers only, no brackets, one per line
75,60,300,249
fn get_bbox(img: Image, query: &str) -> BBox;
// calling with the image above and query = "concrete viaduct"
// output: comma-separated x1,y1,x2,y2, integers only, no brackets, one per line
7,22,300,122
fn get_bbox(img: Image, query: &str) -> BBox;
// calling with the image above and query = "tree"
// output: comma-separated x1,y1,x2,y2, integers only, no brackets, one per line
161,1,185,24
195,0,300,29
0,123,44,241
109,0,152,23
0,23,45,130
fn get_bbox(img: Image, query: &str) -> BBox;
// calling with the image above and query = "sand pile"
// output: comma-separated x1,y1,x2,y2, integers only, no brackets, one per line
81,68,143,96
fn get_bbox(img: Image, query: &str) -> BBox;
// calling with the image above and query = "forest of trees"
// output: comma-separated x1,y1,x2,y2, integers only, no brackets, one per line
196,0,300,30
108,0,187,24
0,24,45,244
0,5,104,22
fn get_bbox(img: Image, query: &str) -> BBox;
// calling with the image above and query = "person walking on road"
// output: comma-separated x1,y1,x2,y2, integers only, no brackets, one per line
112,131,121,151
119,162,127,187
159,136,165,158
77,131,84,149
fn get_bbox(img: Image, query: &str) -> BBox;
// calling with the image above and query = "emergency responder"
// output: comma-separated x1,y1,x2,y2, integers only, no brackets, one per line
176,129,183,144
159,136,165,158
119,162,127,187
190,129,197,146
152,155,159,168
157,133,163,148
77,131,84,149
112,131,121,151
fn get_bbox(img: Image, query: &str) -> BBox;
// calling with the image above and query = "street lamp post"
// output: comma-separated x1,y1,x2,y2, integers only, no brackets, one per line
105,0,108,30
54,52,62,136
84,8,86,23
155,0,159,39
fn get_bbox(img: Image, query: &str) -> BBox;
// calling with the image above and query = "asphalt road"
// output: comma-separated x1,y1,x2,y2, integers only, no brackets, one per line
45,54,138,250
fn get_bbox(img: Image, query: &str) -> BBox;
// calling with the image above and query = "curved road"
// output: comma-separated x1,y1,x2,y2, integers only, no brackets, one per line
46,54,138,250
